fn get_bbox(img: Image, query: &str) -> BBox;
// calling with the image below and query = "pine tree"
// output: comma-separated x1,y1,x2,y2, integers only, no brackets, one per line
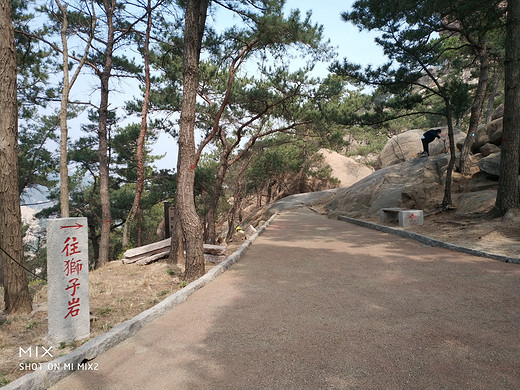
492,0,520,217
0,0,32,314
172,0,210,280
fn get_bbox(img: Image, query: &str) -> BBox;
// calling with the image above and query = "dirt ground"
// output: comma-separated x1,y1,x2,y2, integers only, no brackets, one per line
360,209,520,259
1,213,519,386
418,212,520,258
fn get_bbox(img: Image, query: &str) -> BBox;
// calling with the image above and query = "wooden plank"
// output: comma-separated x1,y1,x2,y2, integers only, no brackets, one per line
135,250,170,266
123,237,171,259
122,237,229,266
122,247,172,263
122,256,139,264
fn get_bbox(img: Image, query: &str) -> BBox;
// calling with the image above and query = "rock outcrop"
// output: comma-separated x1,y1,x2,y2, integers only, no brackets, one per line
478,152,501,177
324,154,503,219
327,154,450,218
376,128,466,168
251,120,508,222
455,190,497,216
479,143,500,157
319,149,374,187
468,118,503,153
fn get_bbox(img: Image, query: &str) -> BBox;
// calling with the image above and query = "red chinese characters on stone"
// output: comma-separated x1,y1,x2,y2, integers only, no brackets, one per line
62,236,84,319
62,237,81,256
65,277,80,296
64,277,81,318
64,259,83,276
65,297,81,319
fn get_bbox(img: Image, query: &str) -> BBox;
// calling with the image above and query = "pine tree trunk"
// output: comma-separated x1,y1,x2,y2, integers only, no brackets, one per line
137,206,142,246
484,73,499,125
442,98,457,208
175,0,209,280
97,72,112,267
0,0,32,313
493,0,520,217
459,47,489,175
226,181,244,242
226,158,251,242
58,0,71,218
56,0,94,218
95,2,115,268
206,161,227,244
122,0,152,249
168,206,185,271
88,219,99,267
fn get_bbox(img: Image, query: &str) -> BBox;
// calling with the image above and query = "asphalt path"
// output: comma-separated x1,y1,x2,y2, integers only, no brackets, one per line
51,209,520,390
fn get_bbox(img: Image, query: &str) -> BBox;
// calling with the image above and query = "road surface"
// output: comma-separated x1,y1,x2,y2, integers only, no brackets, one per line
51,209,520,390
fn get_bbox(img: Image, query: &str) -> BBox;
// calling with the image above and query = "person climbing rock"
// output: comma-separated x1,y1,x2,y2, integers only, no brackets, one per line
420,128,442,156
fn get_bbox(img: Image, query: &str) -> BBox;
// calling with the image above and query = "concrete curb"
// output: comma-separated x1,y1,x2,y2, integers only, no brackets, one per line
338,215,520,265
2,214,278,390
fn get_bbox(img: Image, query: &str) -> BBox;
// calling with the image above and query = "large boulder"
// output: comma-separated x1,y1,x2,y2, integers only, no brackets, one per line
455,190,497,216
478,152,501,177
487,118,503,145
472,124,490,152
472,118,503,152
465,172,498,192
319,149,374,187
376,128,466,168
327,154,450,218
479,143,500,157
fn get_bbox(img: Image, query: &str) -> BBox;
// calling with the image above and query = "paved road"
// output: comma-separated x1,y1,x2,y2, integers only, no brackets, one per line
52,209,520,390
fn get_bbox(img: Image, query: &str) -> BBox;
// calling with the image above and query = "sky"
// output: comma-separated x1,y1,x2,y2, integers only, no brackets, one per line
148,0,386,170
285,0,385,70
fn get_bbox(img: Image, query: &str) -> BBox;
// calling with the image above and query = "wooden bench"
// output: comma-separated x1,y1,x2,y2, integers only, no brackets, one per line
379,208,423,227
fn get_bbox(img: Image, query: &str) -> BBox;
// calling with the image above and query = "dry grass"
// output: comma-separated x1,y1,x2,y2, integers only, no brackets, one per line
0,259,187,386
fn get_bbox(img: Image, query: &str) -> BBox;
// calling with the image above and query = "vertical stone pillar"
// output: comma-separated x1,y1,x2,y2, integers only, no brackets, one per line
47,217,90,344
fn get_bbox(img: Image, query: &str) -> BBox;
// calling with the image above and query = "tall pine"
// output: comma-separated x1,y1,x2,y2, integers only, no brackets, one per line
0,0,32,314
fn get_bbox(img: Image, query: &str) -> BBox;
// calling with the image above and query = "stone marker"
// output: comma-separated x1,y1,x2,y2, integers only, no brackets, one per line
380,208,424,227
398,209,424,227
47,217,90,344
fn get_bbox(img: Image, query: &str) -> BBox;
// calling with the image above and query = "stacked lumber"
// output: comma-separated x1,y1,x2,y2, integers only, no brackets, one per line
122,238,227,265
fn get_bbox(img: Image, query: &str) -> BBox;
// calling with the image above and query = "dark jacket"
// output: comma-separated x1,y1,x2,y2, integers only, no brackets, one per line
422,129,441,143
